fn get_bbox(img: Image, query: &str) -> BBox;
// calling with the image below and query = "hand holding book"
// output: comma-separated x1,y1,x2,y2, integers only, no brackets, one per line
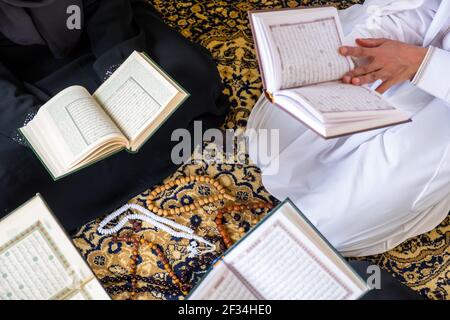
340,38,429,93
249,7,412,138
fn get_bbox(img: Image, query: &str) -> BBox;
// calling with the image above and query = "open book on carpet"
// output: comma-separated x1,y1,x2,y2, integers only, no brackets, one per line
0,195,110,300
189,199,369,300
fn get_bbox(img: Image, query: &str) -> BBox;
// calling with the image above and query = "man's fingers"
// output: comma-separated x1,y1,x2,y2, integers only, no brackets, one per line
347,64,381,77
342,64,381,83
376,79,396,94
339,46,369,57
342,75,352,83
352,71,387,86
356,38,388,48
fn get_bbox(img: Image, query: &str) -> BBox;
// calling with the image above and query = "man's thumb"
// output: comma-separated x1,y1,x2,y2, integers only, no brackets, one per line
356,38,387,47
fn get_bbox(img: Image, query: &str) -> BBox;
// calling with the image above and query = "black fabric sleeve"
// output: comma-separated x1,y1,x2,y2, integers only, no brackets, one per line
84,0,147,80
0,61,41,140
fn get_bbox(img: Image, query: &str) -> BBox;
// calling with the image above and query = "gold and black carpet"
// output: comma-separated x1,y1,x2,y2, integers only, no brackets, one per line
72,0,449,300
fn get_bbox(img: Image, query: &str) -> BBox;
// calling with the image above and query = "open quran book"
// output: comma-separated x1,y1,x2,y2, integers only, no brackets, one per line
20,51,189,180
0,195,110,300
249,7,411,138
189,199,369,300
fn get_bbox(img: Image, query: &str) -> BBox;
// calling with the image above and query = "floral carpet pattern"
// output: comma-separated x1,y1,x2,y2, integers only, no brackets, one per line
72,0,449,300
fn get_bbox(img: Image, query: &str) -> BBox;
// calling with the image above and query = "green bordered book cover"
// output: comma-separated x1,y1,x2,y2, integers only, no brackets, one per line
188,198,370,300
18,51,190,181
0,194,111,300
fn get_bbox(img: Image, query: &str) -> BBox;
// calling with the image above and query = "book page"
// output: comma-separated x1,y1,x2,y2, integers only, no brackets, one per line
94,52,179,141
0,195,109,300
189,263,258,300
0,225,75,300
229,221,353,300
268,17,351,89
39,86,123,160
190,201,367,300
288,82,395,113
221,201,366,300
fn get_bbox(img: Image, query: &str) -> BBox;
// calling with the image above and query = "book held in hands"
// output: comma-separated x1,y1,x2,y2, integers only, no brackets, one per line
249,7,411,138
189,199,370,300
20,51,189,180
0,195,110,300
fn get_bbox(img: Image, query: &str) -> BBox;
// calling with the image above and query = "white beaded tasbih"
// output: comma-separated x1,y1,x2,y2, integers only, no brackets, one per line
97,203,216,258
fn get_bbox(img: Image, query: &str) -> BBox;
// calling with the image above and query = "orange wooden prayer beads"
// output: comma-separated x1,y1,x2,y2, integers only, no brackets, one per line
146,175,236,216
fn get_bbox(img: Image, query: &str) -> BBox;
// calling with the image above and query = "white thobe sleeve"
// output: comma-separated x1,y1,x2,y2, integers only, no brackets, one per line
412,46,450,103
344,0,450,103
344,0,439,45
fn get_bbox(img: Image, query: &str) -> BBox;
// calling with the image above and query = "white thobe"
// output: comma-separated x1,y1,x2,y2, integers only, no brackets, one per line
246,0,450,257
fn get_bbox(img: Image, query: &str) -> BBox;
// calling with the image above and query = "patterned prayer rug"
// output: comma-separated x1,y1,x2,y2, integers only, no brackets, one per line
72,0,449,300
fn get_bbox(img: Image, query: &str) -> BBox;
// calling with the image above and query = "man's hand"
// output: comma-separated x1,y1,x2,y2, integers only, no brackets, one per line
339,38,428,93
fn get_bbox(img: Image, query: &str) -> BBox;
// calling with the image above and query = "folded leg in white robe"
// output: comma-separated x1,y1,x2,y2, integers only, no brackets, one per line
246,0,450,257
